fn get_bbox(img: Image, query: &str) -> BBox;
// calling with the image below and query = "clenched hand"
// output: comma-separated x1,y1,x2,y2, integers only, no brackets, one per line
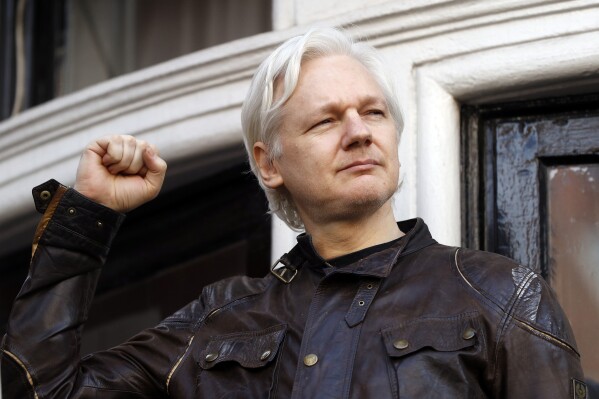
74,135,167,212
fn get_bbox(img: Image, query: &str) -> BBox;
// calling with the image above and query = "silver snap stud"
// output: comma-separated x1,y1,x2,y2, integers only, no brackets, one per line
393,339,409,350
303,353,318,366
462,327,476,340
260,350,271,361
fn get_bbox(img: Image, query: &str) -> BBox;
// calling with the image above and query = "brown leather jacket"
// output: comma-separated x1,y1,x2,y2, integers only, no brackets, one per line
1,180,585,398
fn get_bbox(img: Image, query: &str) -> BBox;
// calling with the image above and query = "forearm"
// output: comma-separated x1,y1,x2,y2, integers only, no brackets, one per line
1,180,124,398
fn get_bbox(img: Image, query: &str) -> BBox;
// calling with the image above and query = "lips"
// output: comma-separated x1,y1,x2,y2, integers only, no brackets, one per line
339,159,380,172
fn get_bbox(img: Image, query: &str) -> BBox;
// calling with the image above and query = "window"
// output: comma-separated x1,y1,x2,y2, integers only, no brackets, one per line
0,0,272,120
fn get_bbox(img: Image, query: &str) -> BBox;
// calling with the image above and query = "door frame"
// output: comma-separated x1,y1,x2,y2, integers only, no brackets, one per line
461,93,599,276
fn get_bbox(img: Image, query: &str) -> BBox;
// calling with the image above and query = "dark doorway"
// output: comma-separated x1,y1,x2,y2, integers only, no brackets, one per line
461,93,599,384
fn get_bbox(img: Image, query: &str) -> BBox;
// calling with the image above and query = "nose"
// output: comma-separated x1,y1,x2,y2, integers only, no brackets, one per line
341,111,372,149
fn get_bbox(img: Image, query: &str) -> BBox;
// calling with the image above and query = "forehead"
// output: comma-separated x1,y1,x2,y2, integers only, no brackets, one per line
281,55,386,114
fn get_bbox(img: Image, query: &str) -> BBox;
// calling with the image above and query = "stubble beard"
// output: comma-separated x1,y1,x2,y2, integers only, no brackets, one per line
303,181,396,226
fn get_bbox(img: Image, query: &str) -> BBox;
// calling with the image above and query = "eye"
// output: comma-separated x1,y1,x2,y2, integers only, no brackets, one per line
311,118,333,129
366,109,385,117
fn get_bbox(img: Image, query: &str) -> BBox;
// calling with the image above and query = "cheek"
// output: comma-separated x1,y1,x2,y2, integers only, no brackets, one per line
392,159,400,183
279,146,319,182
380,133,399,157
386,145,401,183
296,139,332,167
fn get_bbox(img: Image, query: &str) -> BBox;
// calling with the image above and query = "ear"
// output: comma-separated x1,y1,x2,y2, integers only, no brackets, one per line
253,142,284,189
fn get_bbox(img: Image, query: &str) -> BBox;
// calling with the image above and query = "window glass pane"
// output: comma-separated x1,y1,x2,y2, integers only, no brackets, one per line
547,163,599,380
59,0,271,95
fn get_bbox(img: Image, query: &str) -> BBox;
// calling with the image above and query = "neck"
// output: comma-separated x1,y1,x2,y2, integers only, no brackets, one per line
302,201,404,260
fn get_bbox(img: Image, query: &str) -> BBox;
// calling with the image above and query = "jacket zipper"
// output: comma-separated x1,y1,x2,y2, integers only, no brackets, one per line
165,335,195,394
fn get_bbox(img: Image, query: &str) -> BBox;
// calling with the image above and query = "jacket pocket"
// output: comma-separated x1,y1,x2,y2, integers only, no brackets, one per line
196,324,286,398
381,313,487,399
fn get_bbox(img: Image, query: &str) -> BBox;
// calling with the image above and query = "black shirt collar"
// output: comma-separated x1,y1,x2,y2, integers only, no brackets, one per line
288,218,437,278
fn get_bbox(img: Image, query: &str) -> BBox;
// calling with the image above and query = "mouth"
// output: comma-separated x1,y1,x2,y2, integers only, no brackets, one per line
339,159,380,172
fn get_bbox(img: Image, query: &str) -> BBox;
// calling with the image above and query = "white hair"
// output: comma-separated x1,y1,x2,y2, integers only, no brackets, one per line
241,27,403,230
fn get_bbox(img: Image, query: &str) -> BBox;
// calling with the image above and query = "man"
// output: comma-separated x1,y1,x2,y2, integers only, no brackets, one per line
1,27,585,398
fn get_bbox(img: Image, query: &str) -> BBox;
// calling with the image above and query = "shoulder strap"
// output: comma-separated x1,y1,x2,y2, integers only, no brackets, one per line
270,245,304,284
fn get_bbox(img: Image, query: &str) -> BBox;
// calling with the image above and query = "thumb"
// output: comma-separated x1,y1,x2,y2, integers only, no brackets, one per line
142,146,167,190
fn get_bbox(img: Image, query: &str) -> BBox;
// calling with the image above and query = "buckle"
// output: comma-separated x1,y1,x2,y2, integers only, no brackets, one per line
270,257,298,284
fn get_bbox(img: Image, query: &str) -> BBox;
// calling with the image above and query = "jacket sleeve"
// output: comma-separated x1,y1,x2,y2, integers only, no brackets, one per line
1,180,194,399
495,267,586,398
457,248,586,398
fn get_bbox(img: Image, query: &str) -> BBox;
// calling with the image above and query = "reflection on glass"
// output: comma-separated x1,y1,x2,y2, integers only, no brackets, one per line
547,163,599,380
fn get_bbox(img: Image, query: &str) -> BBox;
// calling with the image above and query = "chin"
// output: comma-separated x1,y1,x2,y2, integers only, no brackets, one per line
308,191,393,225
341,184,394,212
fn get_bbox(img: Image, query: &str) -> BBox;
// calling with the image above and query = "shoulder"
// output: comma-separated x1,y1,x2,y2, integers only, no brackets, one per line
161,274,275,327
455,247,520,309
201,274,275,312
456,248,578,352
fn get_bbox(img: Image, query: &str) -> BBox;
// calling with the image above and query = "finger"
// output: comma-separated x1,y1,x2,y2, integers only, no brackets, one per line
142,146,167,194
90,136,112,156
149,143,159,157
139,166,149,177
139,144,159,176
98,135,124,167
123,139,147,175
81,136,117,168
108,136,136,174
84,138,106,159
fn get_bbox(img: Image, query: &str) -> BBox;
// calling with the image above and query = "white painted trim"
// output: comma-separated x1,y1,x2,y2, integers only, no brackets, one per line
415,73,462,245
412,28,599,245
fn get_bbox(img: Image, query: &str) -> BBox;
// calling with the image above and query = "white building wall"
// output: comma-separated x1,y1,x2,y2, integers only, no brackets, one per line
0,0,598,261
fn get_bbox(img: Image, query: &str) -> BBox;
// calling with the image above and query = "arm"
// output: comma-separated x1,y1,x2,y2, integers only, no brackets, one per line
1,136,178,398
495,268,586,398
457,248,585,398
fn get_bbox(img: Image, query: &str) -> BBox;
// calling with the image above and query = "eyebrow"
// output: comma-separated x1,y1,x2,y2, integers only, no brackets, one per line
311,95,388,115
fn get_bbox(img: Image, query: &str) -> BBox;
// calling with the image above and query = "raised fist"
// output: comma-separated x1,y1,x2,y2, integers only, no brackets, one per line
74,135,167,212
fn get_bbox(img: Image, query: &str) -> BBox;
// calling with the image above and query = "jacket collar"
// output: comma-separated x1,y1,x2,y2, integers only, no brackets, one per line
285,218,437,278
